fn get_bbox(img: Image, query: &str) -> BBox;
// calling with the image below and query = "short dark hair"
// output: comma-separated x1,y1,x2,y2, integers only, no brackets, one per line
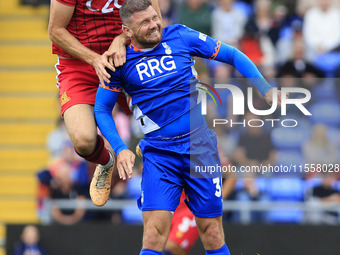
120,0,152,24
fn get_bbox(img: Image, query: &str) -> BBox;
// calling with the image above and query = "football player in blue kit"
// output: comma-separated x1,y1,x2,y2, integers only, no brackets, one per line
94,0,282,254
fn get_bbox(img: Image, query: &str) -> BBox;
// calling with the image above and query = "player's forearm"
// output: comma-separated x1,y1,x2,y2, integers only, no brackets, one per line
109,33,131,50
215,43,272,96
95,108,128,155
49,27,99,64
94,87,128,155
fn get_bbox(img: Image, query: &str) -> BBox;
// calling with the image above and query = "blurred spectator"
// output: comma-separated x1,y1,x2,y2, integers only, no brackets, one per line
14,225,48,255
129,118,146,160
312,175,340,203
334,64,340,97
112,106,131,148
269,4,289,46
278,39,325,89
335,64,340,78
232,111,277,175
158,0,177,26
238,0,255,4
212,0,247,47
125,160,143,200
211,0,247,83
49,145,88,225
296,0,317,17
178,0,212,36
240,178,261,201
302,124,338,177
121,155,143,224
109,159,127,224
215,124,238,159
178,0,213,79
36,169,53,223
241,0,276,77
276,39,321,115
232,177,264,222
303,0,340,61
309,174,340,224
21,0,49,7
276,19,304,65
49,142,89,189
107,107,131,221
46,118,70,162
37,142,89,223
296,0,340,17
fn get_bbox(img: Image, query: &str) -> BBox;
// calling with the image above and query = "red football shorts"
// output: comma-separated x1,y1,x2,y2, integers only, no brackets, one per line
55,58,99,115
168,194,200,253
55,58,99,116
55,58,132,116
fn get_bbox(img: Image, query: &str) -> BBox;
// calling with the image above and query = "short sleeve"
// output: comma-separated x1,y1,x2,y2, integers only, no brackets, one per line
176,24,221,60
100,69,123,92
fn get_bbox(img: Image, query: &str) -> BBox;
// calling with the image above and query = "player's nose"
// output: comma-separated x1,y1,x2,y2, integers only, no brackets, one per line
149,20,158,30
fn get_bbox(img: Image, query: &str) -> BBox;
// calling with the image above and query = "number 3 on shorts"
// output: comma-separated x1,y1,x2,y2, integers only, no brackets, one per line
213,177,222,197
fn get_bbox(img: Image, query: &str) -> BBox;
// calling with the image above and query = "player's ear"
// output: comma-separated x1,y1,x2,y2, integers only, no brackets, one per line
122,25,133,38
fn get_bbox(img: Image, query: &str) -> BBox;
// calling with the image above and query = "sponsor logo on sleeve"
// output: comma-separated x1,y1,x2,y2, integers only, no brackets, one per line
199,32,207,42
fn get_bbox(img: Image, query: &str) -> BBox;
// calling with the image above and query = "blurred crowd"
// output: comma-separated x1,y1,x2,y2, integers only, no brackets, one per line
36,0,340,225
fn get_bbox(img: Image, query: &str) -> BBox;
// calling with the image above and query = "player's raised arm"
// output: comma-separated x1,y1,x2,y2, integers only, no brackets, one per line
213,43,283,107
94,85,135,180
176,25,282,107
48,0,115,85
48,0,86,60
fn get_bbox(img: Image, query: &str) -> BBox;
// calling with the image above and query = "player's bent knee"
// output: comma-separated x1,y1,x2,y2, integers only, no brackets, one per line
143,225,168,250
72,132,97,155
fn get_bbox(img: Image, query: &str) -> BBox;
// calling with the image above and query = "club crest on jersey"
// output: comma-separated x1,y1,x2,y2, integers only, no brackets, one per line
162,42,172,55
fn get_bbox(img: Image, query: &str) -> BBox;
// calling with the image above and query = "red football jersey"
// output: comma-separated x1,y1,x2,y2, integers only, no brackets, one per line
53,0,124,57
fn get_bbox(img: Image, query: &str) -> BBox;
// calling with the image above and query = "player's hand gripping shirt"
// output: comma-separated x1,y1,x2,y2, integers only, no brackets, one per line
95,24,272,155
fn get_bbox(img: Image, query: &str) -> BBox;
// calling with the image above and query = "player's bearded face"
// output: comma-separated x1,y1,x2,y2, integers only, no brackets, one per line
130,6,163,48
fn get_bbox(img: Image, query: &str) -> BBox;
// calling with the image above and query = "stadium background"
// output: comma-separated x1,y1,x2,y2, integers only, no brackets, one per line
1,0,340,254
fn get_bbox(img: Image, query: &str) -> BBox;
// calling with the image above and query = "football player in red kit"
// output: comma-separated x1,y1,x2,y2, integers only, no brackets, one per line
48,0,160,207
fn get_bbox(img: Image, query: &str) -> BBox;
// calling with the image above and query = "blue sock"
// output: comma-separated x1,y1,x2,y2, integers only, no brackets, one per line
139,248,162,255
206,244,231,255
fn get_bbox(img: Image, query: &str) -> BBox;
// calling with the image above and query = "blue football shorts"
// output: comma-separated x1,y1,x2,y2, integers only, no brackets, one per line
137,125,223,218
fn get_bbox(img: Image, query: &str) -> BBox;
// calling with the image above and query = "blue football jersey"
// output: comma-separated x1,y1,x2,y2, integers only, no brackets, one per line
103,24,221,134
